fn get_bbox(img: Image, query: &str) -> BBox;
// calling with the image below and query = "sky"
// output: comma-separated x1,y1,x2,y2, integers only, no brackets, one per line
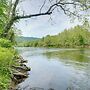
15,0,82,38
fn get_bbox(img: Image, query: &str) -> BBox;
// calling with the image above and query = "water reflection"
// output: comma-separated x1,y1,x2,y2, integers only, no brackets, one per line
43,49,90,68
43,49,90,90
17,47,90,90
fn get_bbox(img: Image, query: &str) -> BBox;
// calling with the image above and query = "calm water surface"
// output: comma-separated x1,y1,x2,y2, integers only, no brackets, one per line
17,47,90,90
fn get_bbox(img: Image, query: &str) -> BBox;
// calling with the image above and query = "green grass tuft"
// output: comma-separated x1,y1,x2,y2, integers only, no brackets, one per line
0,47,16,90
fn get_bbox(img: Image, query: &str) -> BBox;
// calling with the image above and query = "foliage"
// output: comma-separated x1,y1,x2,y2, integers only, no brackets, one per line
0,0,90,41
0,38,12,48
0,0,90,40
0,0,16,42
22,24,90,48
0,0,8,35
0,1,17,89
0,47,16,90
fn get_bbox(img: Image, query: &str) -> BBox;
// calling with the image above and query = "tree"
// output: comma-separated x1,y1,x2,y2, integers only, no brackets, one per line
1,0,90,38
78,35,84,46
0,0,8,36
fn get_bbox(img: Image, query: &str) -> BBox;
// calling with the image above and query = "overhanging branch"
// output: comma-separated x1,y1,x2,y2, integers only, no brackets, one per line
14,1,80,20
3,0,89,38
14,12,52,20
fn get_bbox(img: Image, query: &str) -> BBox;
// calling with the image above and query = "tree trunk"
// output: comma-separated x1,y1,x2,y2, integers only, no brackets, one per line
3,18,15,38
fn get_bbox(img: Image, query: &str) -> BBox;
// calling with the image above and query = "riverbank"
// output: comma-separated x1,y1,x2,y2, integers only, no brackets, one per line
0,47,30,90
9,55,31,90
17,25,90,48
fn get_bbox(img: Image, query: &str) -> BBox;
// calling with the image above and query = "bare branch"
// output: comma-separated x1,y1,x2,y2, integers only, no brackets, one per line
12,1,86,21
58,5,67,14
39,0,46,13
3,0,89,38
14,12,52,20
57,4,80,17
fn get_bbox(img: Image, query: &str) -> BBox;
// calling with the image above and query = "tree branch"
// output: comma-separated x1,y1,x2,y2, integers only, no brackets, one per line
14,1,76,20
14,12,52,20
39,0,46,13
3,0,89,38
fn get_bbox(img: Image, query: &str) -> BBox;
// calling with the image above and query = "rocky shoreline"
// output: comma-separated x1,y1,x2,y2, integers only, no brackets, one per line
9,55,31,90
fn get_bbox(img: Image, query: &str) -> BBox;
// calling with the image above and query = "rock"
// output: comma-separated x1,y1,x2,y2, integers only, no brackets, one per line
20,64,31,71
12,65,31,71
16,59,27,63
9,87,16,90
10,55,31,90
20,63,27,67
11,71,27,84
13,72,28,79
20,59,27,63
16,55,27,63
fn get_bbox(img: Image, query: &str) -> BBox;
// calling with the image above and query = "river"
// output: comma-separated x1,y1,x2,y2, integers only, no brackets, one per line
16,47,90,90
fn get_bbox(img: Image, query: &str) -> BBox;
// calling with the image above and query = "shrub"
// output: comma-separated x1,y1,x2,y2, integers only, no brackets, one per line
0,47,15,90
0,38,12,48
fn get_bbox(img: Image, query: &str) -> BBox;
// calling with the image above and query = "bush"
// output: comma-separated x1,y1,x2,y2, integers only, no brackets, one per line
0,38,12,48
0,47,15,90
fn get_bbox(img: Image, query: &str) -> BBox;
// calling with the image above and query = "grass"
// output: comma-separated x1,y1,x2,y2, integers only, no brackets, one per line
0,47,16,90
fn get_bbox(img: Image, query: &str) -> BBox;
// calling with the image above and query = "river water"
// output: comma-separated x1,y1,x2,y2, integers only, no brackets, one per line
17,47,90,90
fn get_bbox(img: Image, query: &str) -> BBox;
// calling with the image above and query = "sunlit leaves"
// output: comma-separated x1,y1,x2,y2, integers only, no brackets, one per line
26,23,90,48
0,0,8,36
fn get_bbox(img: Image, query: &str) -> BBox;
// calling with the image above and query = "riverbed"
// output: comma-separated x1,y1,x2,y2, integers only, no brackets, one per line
16,47,90,90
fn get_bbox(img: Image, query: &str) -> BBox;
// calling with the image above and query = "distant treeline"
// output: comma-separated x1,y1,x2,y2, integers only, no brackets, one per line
18,24,90,48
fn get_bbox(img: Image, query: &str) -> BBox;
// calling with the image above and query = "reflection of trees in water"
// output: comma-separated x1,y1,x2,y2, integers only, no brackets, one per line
44,49,90,68
43,49,90,90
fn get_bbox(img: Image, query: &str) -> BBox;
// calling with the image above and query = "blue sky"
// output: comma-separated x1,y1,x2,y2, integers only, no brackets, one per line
15,0,81,38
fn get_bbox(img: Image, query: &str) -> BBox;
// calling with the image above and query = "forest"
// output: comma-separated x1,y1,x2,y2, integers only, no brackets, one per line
21,23,90,48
